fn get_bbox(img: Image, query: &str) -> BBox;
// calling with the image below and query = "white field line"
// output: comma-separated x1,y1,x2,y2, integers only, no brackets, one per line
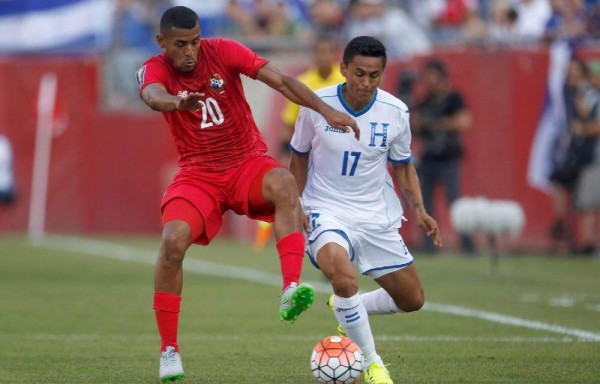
423,303,600,341
7,333,587,343
29,73,58,240
34,235,600,342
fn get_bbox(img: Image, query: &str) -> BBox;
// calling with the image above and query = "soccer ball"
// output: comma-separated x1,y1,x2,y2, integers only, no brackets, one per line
310,336,363,383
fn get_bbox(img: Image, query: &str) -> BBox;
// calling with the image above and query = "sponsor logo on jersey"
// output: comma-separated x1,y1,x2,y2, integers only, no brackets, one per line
324,125,346,134
209,73,226,93
335,304,360,313
177,90,205,98
135,65,146,87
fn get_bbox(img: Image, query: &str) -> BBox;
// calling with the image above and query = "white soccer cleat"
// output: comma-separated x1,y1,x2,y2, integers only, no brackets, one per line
159,346,185,382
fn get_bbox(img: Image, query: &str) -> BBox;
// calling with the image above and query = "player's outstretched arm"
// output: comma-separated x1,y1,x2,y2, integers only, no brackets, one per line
392,162,443,247
141,83,203,112
256,64,360,140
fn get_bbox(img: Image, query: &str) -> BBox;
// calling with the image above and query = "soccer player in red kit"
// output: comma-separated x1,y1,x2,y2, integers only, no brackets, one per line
137,6,359,382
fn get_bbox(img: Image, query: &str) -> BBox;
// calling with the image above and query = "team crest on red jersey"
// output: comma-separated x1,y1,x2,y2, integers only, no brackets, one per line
209,73,226,93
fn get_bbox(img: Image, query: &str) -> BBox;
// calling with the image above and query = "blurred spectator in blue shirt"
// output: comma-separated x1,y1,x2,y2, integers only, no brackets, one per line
308,0,347,40
586,0,600,38
112,0,172,54
174,0,231,37
226,0,293,37
343,0,431,59
544,0,589,44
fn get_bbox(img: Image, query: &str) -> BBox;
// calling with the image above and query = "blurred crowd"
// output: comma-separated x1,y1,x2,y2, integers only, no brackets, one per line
111,0,600,57
104,0,600,108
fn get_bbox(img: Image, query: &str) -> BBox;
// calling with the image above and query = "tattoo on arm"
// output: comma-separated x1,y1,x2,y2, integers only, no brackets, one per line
396,163,425,211
401,186,422,210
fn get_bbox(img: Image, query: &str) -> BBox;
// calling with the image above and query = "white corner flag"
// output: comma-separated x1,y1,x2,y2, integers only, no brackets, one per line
29,73,58,241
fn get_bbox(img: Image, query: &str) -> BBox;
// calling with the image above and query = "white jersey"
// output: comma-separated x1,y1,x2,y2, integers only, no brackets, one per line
290,84,412,230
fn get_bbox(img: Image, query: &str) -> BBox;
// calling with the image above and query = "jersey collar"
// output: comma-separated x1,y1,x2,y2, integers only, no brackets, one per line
337,83,378,117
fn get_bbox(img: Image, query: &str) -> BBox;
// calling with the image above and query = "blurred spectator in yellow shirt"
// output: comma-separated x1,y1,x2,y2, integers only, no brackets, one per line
254,34,344,252
279,35,345,160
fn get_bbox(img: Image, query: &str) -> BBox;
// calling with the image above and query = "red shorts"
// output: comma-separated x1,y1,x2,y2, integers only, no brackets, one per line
161,155,284,245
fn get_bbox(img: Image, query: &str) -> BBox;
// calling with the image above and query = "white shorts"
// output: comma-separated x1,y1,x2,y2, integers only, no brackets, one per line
305,211,414,279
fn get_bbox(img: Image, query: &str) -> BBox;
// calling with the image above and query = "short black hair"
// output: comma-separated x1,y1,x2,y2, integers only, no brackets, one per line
423,59,447,78
343,36,387,68
160,6,199,34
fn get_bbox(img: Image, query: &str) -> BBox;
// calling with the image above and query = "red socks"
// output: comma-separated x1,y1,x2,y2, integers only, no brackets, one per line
153,292,182,352
276,232,305,289
153,232,303,351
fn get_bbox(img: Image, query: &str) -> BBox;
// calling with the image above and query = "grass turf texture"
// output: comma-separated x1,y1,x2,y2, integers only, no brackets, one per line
0,235,599,383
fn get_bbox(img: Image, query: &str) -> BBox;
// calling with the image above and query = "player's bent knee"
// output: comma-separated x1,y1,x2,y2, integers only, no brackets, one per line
402,300,424,312
161,225,191,262
329,274,358,297
268,171,299,202
396,291,425,312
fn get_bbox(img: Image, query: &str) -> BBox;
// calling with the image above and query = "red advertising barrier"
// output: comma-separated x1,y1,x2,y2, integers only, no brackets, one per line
0,57,177,236
0,48,598,251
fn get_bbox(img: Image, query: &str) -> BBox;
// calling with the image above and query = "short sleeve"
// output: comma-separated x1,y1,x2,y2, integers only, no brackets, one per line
289,107,315,154
217,39,269,79
388,110,412,163
137,58,167,93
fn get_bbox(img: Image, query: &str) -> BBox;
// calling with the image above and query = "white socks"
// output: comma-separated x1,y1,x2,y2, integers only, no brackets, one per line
360,288,401,315
332,289,402,367
333,294,383,367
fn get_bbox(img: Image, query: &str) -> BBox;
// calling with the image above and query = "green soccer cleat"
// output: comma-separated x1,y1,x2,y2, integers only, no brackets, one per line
159,346,185,383
326,294,347,337
364,362,394,384
279,282,314,322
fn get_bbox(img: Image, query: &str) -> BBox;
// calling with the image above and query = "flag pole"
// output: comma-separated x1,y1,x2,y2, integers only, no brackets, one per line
28,73,57,242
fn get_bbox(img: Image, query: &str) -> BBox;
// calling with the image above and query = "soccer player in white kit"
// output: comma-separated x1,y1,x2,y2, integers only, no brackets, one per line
289,36,443,384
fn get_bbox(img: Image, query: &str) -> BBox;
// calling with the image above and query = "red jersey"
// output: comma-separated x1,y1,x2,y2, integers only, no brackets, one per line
138,38,270,172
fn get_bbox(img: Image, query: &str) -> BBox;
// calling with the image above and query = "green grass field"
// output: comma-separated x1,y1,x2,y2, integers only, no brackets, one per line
1,234,599,383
